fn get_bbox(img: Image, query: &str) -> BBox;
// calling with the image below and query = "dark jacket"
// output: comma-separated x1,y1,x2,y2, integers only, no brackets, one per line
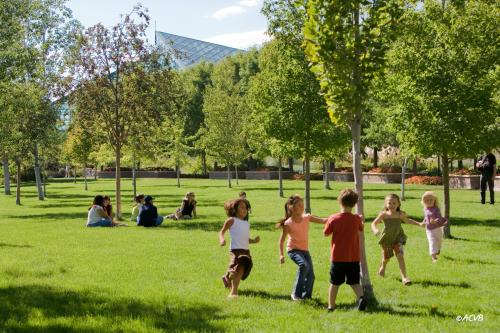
138,203,158,227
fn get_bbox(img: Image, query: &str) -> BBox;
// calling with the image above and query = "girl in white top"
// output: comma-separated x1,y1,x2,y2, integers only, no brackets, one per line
87,195,114,227
219,198,260,297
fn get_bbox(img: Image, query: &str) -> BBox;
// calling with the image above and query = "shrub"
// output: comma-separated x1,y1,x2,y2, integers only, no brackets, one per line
450,168,480,176
405,176,443,185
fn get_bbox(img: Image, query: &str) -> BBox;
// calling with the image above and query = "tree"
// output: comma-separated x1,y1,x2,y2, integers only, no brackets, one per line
67,5,176,218
178,62,213,175
199,56,249,188
380,0,499,237
302,0,405,298
247,38,348,212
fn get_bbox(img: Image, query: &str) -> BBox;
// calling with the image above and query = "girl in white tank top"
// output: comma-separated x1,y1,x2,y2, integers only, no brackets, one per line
219,198,260,297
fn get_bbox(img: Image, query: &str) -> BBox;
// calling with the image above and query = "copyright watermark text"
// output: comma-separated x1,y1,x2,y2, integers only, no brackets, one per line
456,314,484,322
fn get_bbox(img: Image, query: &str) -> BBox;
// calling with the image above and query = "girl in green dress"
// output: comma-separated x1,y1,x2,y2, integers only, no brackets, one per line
371,194,423,285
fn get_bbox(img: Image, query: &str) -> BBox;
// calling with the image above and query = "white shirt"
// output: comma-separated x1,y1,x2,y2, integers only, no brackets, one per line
229,217,250,250
87,205,105,225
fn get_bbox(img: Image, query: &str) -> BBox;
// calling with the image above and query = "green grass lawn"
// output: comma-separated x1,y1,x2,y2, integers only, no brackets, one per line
0,178,498,332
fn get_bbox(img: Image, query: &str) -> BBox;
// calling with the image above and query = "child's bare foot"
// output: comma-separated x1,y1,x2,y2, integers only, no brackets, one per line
327,306,336,312
378,266,385,277
431,255,438,263
227,294,238,298
402,278,411,286
221,276,230,288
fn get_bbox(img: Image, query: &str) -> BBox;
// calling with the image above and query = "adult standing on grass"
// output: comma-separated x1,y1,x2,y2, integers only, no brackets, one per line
476,151,496,205
137,195,164,227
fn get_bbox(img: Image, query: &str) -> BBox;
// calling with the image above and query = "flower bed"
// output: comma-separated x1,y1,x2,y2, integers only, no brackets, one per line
405,176,443,185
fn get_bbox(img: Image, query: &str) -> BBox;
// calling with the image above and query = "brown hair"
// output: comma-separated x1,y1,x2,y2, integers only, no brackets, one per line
224,198,250,219
338,189,358,208
384,193,401,211
135,194,145,203
275,194,303,229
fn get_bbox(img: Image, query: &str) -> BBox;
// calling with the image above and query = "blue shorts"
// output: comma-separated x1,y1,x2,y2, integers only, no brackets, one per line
87,218,113,227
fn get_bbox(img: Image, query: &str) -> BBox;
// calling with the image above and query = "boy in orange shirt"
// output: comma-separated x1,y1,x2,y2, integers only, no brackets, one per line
324,189,366,312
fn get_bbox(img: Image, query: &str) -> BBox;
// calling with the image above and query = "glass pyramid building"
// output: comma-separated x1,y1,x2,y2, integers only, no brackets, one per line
155,31,242,69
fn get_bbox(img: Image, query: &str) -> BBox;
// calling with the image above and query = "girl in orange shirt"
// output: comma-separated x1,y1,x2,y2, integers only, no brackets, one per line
277,194,326,300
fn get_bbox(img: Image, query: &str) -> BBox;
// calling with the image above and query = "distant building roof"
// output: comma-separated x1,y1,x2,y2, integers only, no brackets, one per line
155,31,242,69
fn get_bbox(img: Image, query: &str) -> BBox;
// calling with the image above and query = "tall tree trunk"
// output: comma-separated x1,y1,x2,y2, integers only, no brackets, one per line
132,151,137,199
33,144,44,200
43,171,47,198
401,157,407,201
214,161,218,170
201,151,207,175
304,143,311,213
235,165,239,185
176,162,181,188
84,166,88,191
278,157,284,198
115,146,122,219
442,153,452,238
73,167,77,183
412,157,418,175
473,157,477,171
94,166,97,181
288,157,294,172
2,154,11,195
373,147,378,168
323,160,331,190
437,156,441,176
227,164,232,188
458,160,463,169
16,160,21,205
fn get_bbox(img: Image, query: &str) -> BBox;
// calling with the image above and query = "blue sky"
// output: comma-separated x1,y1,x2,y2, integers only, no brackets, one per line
67,0,269,49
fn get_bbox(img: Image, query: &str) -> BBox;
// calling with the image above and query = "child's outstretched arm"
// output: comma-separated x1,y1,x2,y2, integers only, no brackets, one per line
219,218,234,246
278,226,289,264
371,212,384,236
309,215,327,224
400,212,424,227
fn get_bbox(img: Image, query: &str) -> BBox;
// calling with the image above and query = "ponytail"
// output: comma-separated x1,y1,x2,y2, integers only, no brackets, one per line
275,194,303,229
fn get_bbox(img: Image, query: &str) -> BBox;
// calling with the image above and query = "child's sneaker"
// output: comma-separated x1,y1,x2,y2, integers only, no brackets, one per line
357,297,367,311
290,293,302,301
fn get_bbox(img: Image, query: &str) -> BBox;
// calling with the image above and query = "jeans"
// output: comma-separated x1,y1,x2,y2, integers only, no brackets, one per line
288,249,315,299
87,218,113,227
156,215,164,226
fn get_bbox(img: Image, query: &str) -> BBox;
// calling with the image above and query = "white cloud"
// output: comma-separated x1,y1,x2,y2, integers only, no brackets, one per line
206,30,271,49
210,6,246,21
239,0,260,7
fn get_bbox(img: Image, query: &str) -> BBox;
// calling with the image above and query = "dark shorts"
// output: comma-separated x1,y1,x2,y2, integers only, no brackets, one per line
225,249,253,281
330,262,360,285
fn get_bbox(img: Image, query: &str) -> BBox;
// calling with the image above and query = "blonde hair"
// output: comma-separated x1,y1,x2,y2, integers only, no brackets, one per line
421,191,439,208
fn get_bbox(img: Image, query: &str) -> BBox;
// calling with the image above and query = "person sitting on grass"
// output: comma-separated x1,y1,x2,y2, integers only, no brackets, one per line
87,195,123,227
167,192,197,220
323,189,366,312
131,194,145,224
137,195,164,227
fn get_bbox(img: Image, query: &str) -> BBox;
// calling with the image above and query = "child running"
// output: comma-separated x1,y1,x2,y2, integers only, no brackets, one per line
219,198,260,298
324,189,366,312
371,193,423,285
277,194,326,301
421,191,448,262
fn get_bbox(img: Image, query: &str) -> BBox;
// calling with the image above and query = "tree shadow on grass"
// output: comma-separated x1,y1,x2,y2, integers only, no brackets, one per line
411,279,471,289
7,212,86,221
365,298,451,318
163,220,275,232
442,255,495,265
449,217,500,228
0,285,226,333
0,243,32,248
238,289,330,309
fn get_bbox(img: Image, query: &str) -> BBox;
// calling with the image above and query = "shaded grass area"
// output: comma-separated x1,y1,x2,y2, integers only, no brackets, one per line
0,178,498,332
